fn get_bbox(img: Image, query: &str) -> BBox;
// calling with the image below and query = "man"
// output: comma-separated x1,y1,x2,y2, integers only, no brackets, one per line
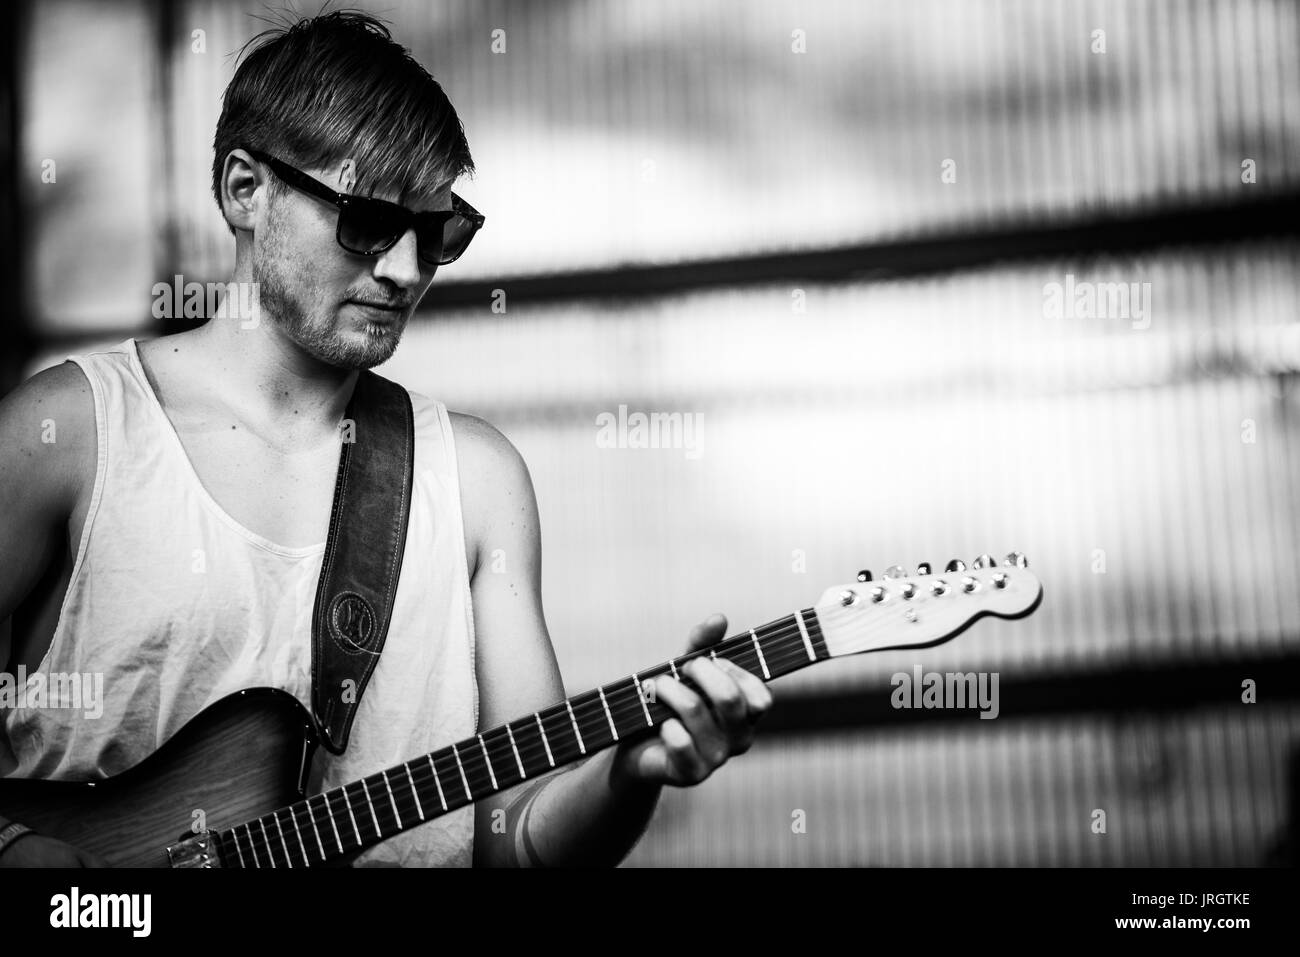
0,11,771,867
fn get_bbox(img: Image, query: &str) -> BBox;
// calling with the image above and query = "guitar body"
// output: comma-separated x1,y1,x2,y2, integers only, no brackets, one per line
0,688,313,867
0,557,1043,867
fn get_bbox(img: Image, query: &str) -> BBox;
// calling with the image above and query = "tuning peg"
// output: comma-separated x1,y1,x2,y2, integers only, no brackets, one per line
856,569,873,582
884,565,907,579
972,554,996,570
1003,552,1029,568
916,562,932,575
944,559,967,573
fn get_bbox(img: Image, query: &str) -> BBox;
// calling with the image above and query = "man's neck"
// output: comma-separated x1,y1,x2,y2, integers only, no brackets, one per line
183,315,359,438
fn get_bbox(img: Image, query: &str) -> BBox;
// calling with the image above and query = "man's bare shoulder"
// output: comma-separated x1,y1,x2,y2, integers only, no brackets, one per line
446,411,531,482
0,361,96,502
446,412,539,572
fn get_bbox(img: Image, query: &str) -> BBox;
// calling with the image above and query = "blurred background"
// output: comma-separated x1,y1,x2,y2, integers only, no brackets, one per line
2,0,1298,865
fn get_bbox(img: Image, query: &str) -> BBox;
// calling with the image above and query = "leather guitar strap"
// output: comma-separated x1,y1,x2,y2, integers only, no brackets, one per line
311,369,415,755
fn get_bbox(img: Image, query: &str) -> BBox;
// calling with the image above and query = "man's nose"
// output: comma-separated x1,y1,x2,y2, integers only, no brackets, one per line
372,228,426,288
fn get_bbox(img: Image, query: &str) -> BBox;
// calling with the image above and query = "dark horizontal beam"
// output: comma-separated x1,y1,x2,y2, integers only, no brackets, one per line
419,190,1300,311
756,651,1300,735
20,191,1300,361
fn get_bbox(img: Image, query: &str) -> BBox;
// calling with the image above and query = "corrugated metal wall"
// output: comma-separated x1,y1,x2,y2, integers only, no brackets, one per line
26,0,1300,325
17,0,1300,864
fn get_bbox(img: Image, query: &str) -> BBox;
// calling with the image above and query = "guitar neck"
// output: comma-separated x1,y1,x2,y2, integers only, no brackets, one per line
218,608,830,867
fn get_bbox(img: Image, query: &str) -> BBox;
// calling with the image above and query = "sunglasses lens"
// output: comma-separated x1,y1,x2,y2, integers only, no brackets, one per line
429,215,477,265
339,204,406,255
414,214,479,266
339,200,479,266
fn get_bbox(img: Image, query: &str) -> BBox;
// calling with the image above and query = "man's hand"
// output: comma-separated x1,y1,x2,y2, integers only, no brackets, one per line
0,834,106,867
614,614,774,786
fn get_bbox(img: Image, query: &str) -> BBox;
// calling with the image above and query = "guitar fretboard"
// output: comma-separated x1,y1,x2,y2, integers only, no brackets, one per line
216,608,828,867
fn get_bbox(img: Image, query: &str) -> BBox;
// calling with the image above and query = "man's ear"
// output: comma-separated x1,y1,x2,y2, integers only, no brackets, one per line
219,149,263,234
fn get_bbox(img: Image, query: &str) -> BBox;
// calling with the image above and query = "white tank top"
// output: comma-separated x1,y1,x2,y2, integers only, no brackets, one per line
1,339,479,867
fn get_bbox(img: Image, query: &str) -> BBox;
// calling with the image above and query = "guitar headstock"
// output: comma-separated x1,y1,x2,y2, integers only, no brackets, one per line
815,552,1042,658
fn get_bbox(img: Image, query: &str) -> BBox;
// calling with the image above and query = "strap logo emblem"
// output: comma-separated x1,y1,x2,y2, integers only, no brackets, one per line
329,592,376,652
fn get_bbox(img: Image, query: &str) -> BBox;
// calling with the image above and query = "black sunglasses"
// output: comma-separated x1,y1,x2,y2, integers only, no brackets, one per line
245,148,484,266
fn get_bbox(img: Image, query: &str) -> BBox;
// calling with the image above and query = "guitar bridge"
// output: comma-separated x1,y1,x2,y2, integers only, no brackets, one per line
166,829,222,868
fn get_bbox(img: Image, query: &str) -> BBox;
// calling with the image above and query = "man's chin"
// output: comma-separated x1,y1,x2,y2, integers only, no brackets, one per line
312,325,404,371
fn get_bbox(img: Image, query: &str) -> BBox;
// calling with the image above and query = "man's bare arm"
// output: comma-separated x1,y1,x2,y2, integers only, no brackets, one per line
0,361,95,670
450,413,655,865
453,414,772,867
0,361,105,866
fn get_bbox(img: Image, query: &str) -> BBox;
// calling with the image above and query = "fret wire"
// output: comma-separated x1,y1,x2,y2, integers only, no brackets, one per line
402,620,820,803
382,770,403,829
246,824,262,868
795,610,815,661
478,734,499,790
633,675,653,726
228,609,830,868
405,764,425,820
320,792,343,852
305,796,327,859
428,753,448,810
571,689,616,749
451,743,473,800
360,778,383,838
540,705,578,764
225,822,256,869
372,772,401,835
340,783,362,845
299,796,322,861
242,824,258,868
543,707,585,764
287,805,310,864
597,687,619,740
484,725,529,784
445,749,476,805
564,700,586,754
750,628,771,678
459,741,496,797
416,615,823,801
505,724,527,778
270,813,290,868
535,712,555,766
258,820,276,868
273,814,292,867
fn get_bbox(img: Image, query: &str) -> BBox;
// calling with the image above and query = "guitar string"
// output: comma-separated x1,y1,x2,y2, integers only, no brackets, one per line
224,610,841,866
224,590,940,867
227,633,818,867
226,582,969,868
226,578,1011,866
378,582,956,799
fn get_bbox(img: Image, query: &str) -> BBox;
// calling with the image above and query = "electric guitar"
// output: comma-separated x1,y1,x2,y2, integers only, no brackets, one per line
0,553,1042,867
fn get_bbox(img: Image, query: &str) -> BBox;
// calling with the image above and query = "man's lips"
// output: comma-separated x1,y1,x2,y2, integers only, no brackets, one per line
346,299,406,314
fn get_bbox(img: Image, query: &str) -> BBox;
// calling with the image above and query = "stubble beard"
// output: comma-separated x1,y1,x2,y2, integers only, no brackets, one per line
251,248,407,372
